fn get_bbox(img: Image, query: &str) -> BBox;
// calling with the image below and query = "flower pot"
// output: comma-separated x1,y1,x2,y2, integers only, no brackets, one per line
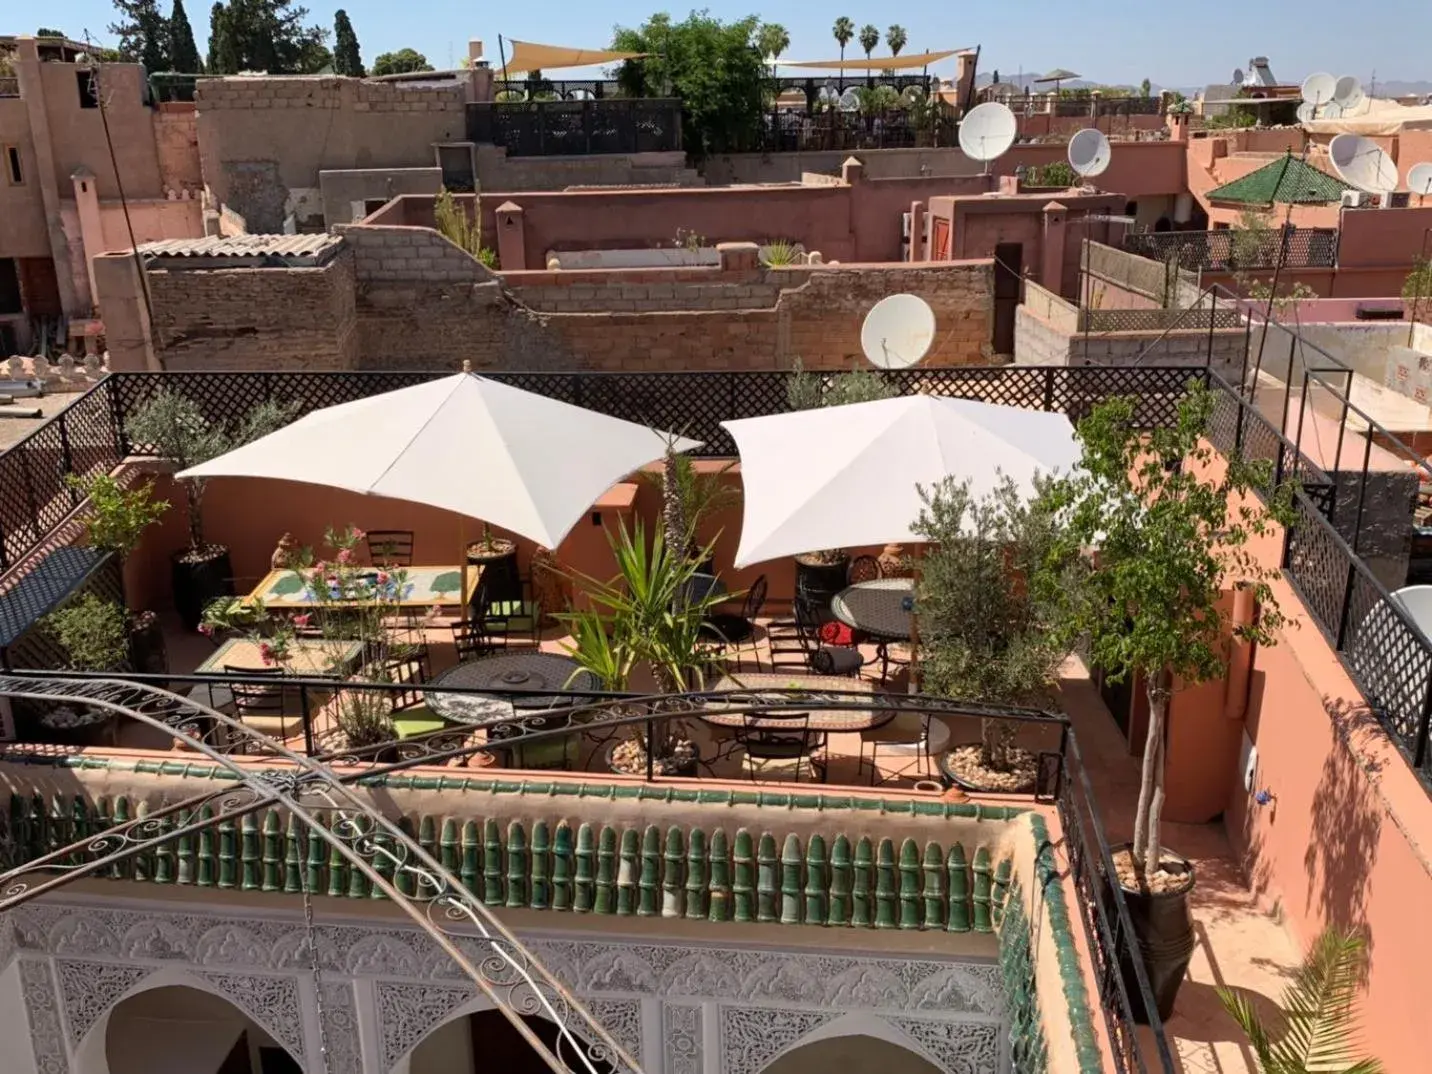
794,553,850,617
171,546,234,631
1108,843,1196,1023
466,539,521,605
34,705,117,747
127,611,169,685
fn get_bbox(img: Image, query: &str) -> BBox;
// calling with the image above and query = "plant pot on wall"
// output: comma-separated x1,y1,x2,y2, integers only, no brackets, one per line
794,551,850,615
1108,843,1197,1023
466,537,520,605
172,545,234,631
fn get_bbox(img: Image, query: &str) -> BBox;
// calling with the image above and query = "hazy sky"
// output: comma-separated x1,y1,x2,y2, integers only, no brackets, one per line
28,0,1430,89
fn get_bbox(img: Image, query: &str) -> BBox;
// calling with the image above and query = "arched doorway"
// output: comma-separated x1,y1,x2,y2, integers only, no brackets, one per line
96,985,301,1074
763,1034,943,1074
408,1009,616,1074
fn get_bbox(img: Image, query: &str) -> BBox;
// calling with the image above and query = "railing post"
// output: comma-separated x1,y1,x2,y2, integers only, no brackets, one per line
1335,560,1358,652
300,684,314,756
1413,672,1432,771
645,717,655,782
1041,368,1055,412
106,376,128,461
1204,288,1218,370
59,416,77,505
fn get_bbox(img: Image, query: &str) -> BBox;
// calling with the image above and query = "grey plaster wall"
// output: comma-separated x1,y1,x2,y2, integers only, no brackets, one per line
319,167,443,228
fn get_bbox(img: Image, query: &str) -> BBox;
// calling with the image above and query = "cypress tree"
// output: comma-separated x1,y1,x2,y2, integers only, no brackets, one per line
332,9,362,76
207,2,227,72
168,0,204,72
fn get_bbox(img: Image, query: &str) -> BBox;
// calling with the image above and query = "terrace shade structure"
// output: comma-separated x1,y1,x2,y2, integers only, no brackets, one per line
501,38,649,75
778,49,962,72
721,395,1080,568
178,371,699,550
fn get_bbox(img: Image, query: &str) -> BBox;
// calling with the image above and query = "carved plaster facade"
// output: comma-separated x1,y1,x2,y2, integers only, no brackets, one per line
0,896,1009,1074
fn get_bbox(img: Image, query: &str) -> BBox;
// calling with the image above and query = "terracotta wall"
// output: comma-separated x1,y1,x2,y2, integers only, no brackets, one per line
0,97,50,258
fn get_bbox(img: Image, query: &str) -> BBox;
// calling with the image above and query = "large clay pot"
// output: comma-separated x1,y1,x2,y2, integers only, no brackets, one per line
1110,844,1197,1023
467,539,521,606
794,553,849,617
172,546,234,631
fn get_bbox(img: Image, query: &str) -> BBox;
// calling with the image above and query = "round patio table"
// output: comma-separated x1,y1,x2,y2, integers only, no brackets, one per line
831,578,915,641
701,673,893,733
424,652,601,727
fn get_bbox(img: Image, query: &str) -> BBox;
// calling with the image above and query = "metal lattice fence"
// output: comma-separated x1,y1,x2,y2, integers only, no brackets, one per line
466,99,683,156
1123,228,1339,271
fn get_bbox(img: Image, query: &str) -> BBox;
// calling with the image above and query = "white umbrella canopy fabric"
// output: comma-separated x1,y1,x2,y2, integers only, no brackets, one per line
178,373,701,550
722,395,1080,568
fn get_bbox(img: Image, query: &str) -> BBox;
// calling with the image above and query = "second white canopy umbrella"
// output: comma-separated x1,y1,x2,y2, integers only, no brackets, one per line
179,372,700,549
721,394,1080,568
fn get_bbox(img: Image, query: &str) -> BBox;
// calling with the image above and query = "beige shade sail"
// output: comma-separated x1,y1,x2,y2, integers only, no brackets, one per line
779,49,960,72
502,39,648,73
1305,96,1432,136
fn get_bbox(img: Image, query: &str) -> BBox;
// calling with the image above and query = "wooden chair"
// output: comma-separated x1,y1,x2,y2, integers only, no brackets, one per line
365,530,415,567
734,712,826,783
225,664,307,743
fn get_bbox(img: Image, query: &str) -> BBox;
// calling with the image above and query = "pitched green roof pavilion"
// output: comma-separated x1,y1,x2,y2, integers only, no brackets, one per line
1207,150,1354,206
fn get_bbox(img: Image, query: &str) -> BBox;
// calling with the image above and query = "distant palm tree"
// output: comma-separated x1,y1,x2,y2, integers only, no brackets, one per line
886,25,907,58
832,17,854,63
859,24,880,73
758,22,790,75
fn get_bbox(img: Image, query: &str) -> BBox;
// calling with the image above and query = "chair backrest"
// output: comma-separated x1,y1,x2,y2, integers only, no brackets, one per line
374,648,430,711
225,664,285,715
741,574,769,622
450,620,490,661
736,712,816,755
847,555,882,584
366,530,415,567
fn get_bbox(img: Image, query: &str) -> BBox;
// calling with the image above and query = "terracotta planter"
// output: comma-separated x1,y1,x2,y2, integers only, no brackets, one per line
1108,843,1197,1023
466,539,521,605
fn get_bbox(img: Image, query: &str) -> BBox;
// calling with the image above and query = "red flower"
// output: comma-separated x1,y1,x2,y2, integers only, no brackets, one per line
259,643,275,666
293,614,311,628
313,560,326,574
375,570,390,585
197,623,214,638
352,527,366,540
336,548,354,565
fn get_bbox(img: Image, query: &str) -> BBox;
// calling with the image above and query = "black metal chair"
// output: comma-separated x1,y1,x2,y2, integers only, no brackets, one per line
847,555,882,584
859,712,933,785
701,575,767,669
767,595,863,676
226,664,305,743
470,577,542,649
450,620,494,662
734,712,826,783
365,530,415,567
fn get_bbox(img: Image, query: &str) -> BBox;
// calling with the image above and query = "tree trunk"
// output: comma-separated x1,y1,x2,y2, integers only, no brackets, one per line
185,481,205,549
661,450,688,563
981,717,1012,771
1132,669,1172,873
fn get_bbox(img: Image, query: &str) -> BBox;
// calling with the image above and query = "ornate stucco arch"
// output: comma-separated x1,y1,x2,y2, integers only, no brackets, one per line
757,1012,945,1073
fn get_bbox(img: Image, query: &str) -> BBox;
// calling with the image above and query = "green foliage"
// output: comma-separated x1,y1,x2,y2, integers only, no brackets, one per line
36,27,67,38
759,239,801,267
371,47,431,76
204,0,327,75
1036,380,1293,871
885,25,907,57
643,450,739,561
1402,258,1432,303
1025,160,1078,187
167,0,203,72
832,17,855,60
756,22,789,65
1139,78,1151,98
613,12,771,157
913,476,1069,769
125,390,297,549
1206,108,1256,130
433,188,495,266
332,8,362,76
1218,928,1382,1074
1166,92,1193,115
854,84,900,114
69,473,170,561
46,595,130,672
858,24,880,62
109,0,171,71
787,359,898,411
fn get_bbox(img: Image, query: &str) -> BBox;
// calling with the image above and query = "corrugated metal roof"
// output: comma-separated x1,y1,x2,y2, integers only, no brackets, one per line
139,234,344,265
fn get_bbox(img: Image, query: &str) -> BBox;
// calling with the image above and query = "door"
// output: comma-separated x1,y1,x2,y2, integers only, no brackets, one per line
930,216,951,261
992,242,1022,356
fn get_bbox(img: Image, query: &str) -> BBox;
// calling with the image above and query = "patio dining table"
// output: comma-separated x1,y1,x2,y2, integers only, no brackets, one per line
245,565,480,610
831,578,915,641
423,651,601,727
701,672,891,733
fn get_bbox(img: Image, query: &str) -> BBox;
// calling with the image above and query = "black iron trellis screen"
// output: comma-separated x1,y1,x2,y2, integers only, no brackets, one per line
1122,228,1339,272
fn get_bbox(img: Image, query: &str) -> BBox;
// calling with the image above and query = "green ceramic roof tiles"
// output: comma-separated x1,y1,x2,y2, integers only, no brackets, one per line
1207,152,1352,206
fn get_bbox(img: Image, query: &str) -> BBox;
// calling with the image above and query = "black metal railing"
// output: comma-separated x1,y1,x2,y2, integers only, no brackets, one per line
1123,228,1340,272
755,104,955,152
466,99,683,156
491,78,624,101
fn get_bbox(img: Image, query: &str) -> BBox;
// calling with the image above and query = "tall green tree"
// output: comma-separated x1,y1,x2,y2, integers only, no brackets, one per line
207,2,226,70
332,8,362,76
1036,381,1292,878
858,23,879,68
109,0,171,72
168,0,203,71
1139,77,1152,98
756,22,789,72
612,13,771,157
832,17,854,63
205,0,327,74
371,47,431,76
36,27,67,37
885,24,907,58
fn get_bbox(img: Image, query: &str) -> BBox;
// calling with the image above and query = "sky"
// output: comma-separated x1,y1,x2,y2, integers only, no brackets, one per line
25,0,1431,89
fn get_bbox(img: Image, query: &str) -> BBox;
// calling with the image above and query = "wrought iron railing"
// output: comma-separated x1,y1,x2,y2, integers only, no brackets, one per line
1123,228,1340,271
492,78,625,101
466,99,683,156
756,104,955,152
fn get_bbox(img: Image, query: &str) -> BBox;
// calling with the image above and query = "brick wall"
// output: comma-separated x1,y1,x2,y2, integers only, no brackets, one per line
152,105,202,194
505,268,783,313
474,147,701,192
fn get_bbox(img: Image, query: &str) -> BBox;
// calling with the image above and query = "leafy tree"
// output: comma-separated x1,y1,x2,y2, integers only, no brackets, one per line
1404,258,1432,304
207,2,225,70
858,23,879,67
109,0,171,72
332,8,362,76
36,27,67,37
991,68,1001,86
613,12,771,157
168,0,203,71
205,0,327,74
1037,381,1292,879
914,476,1068,776
1139,77,1152,98
1219,928,1383,1074
756,22,789,70
787,360,896,410
885,24,907,58
371,47,431,76
832,17,854,63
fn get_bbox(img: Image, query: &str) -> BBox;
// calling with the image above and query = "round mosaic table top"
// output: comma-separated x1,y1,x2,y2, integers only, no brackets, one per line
831,578,915,641
425,652,600,725
701,673,892,732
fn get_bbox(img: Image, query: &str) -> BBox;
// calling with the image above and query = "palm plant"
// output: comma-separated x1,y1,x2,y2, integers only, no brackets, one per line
1218,929,1382,1074
885,25,907,58
858,24,879,70
757,22,789,73
832,17,854,63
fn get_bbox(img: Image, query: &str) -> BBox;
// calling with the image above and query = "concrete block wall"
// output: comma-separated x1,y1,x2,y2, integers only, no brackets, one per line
196,76,466,115
505,268,783,313
153,105,203,194
338,224,495,283
1015,304,1245,378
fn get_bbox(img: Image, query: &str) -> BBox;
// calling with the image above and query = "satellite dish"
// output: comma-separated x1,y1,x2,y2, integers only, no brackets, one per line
1232,68,1245,84
1068,128,1112,179
838,88,861,112
861,294,936,370
1333,75,1363,107
1301,72,1337,106
1296,101,1315,124
1329,133,1399,194
1321,101,1344,119
901,85,926,105
1408,163,1432,198
959,102,1018,163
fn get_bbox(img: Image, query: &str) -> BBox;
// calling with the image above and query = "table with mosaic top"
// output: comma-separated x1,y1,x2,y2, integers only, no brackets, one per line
195,636,364,675
244,565,479,609
831,578,915,641
424,651,602,726
702,672,892,732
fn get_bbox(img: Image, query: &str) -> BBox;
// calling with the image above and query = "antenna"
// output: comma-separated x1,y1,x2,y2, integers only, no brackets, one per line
1067,128,1111,181
1300,72,1337,107
958,102,1017,173
1328,133,1399,195
1408,163,1432,202
1334,74,1365,113
860,294,936,370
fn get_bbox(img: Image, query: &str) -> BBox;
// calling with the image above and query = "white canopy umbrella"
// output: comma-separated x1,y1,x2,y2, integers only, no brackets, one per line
721,395,1080,568
179,373,700,549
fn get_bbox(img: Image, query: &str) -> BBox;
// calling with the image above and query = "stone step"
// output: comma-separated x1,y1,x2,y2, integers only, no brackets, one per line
0,404,43,420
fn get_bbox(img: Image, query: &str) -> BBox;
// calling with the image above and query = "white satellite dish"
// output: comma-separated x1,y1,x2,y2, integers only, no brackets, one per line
1296,101,1315,124
1321,101,1344,120
1232,68,1245,85
1333,75,1363,107
1408,163,1432,199
1068,128,1112,180
861,294,936,370
1301,72,1337,106
959,102,1018,165
1329,133,1399,194
838,88,861,112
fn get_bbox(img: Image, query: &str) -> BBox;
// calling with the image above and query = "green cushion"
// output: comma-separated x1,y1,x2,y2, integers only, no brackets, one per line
488,600,538,618
393,706,451,739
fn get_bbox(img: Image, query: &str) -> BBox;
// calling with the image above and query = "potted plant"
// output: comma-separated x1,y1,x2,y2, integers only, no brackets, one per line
1037,380,1292,1022
644,441,739,573
466,524,520,605
68,473,171,677
913,474,1069,793
125,390,298,630
1218,928,1383,1074
560,519,728,778
39,594,131,746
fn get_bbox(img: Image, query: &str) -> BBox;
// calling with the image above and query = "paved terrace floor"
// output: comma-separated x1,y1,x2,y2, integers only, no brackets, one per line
146,613,1302,1073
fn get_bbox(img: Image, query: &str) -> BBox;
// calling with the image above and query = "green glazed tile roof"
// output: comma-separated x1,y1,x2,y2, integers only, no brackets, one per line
1207,152,1353,206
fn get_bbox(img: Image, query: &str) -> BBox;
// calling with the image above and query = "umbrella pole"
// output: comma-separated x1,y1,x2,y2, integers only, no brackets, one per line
908,547,923,694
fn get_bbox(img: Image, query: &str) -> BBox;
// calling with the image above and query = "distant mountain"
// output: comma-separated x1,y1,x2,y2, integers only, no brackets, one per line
1374,80,1431,97
976,70,1428,99
975,72,1170,94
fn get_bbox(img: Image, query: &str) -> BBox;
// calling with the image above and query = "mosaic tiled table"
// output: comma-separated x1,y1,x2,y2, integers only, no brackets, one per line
245,566,479,609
